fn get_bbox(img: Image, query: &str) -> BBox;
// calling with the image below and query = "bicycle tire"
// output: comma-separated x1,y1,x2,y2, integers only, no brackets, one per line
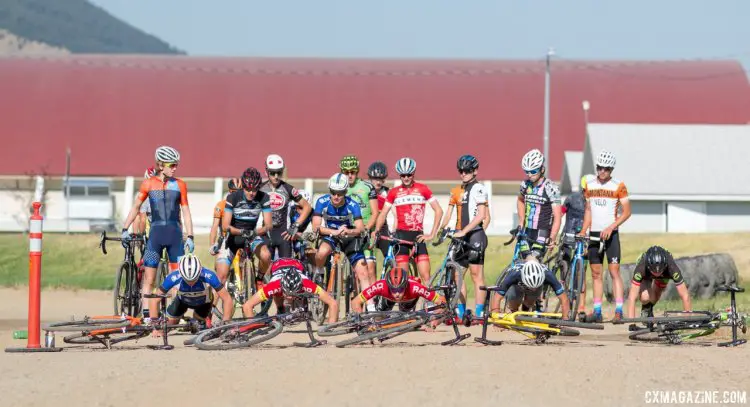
494,266,514,312
515,315,605,330
628,328,673,343
317,311,400,337
309,268,327,325
375,258,397,312
194,319,283,350
63,330,149,345
44,318,130,332
335,317,425,348
444,261,464,311
113,262,129,315
557,327,580,336
544,260,568,313
569,259,585,320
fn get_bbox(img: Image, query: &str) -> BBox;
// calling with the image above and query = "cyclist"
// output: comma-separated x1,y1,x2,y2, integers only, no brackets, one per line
288,189,315,260
555,175,589,317
133,167,158,235
373,157,443,284
367,161,392,260
311,173,374,311
351,267,445,313
122,146,195,321
626,246,691,330
259,154,312,259
340,155,379,284
580,150,632,322
439,154,489,319
517,149,562,261
149,255,233,333
489,260,572,320
241,258,339,324
219,167,274,280
209,178,240,273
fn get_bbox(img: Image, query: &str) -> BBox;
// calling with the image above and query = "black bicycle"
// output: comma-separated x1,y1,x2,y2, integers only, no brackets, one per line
100,231,146,317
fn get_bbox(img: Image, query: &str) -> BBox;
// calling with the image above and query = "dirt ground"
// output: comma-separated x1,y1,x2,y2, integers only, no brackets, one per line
1,287,748,407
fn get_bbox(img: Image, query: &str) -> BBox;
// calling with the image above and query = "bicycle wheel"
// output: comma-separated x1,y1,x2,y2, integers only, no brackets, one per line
514,315,604,330
113,262,129,315
63,330,149,345
375,258,397,311
494,265,514,312
569,259,585,320
335,316,426,348
544,260,568,313
194,319,283,350
442,261,464,311
44,318,130,332
318,311,401,337
309,267,327,325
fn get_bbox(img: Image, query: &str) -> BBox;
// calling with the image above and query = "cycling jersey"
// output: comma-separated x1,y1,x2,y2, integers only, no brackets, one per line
224,190,272,230
212,199,228,238
159,268,223,307
259,274,322,301
449,180,488,231
632,248,684,288
358,276,440,303
518,178,560,231
561,191,586,235
313,195,362,229
375,186,391,235
385,182,436,232
137,177,189,227
347,179,377,224
496,266,564,297
582,174,629,232
259,180,302,230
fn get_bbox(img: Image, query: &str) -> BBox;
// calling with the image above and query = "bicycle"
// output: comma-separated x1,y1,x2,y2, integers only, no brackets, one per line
492,228,532,312
100,231,145,317
543,233,591,320
372,233,419,311
43,293,198,350
193,292,325,350
474,285,604,345
618,285,747,347
428,228,472,313
321,300,470,348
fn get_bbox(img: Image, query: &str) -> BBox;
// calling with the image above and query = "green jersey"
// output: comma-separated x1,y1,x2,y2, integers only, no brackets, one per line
347,179,378,224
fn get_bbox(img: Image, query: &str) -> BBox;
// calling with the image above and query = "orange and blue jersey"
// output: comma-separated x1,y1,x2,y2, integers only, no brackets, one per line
137,176,189,227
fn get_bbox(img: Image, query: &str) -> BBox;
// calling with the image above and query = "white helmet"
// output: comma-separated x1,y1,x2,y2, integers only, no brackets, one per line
265,154,285,170
155,146,180,164
395,157,416,175
328,173,349,192
178,254,202,282
596,150,616,168
297,189,312,202
520,260,546,289
521,149,545,172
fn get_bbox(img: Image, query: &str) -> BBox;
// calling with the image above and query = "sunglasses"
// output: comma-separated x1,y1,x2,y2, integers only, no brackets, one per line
330,190,346,196
162,162,178,168
369,177,385,182
390,287,406,295
596,166,613,172
268,170,283,177
459,169,474,175
243,187,257,193
524,168,541,175
342,170,358,175
399,173,414,178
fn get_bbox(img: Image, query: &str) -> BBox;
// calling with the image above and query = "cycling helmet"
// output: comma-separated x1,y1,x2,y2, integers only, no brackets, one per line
521,149,545,172
645,246,668,276
281,268,303,295
241,167,262,190
395,157,416,175
265,154,284,170
227,177,241,192
297,189,312,203
271,258,305,274
596,150,616,168
155,146,180,164
520,260,546,289
178,254,202,282
457,154,479,172
367,161,388,178
328,173,349,192
144,167,157,179
385,267,409,292
339,155,360,171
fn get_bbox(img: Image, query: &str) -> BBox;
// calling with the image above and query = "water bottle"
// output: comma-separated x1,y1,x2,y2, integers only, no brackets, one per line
45,331,55,348
12,330,27,339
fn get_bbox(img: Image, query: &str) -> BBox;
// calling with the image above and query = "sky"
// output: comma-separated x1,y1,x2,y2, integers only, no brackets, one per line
90,0,750,70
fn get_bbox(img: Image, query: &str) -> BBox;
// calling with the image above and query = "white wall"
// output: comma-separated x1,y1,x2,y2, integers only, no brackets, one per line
706,202,750,232
620,200,665,233
666,201,706,233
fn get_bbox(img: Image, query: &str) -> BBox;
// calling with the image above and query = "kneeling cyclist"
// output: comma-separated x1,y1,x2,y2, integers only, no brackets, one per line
351,267,445,313
149,255,233,332
242,258,339,324
489,261,571,319
626,245,691,331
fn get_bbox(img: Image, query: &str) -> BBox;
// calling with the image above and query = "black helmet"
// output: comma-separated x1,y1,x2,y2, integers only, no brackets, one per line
280,269,303,295
457,154,479,172
227,177,241,192
645,246,668,276
367,161,388,179
241,167,262,190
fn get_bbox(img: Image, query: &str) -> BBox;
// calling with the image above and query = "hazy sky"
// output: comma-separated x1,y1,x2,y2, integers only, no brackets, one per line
91,0,750,70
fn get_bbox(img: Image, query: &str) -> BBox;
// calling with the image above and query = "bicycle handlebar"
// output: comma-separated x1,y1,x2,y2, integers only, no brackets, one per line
378,234,415,246
99,231,144,255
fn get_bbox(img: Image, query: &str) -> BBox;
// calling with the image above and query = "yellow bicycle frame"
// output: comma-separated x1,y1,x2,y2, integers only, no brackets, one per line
230,248,245,302
488,311,565,338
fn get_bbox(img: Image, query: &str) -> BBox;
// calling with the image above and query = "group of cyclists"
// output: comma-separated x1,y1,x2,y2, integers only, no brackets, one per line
120,145,693,333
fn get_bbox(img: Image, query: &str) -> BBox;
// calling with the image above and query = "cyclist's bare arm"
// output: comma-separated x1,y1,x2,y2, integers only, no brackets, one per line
439,204,454,230
367,198,379,231
483,205,491,231
346,218,365,236
423,200,443,240
312,214,337,236
549,204,562,243
122,196,145,231
610,199,632,229
350,295,365,313
148,288,167,320
580,200,592,235
296,198,313,225
318,289,339,323
221,209,238,236
516,196,525,229
180,205,194,236
216,287,233,322
626,281,640,318
209,217,220,247
676,283,691,312
557,292,571,319
257,211,272,235
133,213,145,234
241,290,265,318
374,203,392,232
490,292,505,313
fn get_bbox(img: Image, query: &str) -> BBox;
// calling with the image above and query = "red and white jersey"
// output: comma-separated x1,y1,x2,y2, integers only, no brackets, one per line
385,182,436,232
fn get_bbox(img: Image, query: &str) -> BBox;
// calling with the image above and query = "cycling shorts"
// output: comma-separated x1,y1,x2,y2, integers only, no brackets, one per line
505,284,543,305
143,224,183,268
166,297,212,319
587,230,621,265
320,236,365,267
218,234,267,265
394,230,429,264
456,229,488,267
266,228,293,259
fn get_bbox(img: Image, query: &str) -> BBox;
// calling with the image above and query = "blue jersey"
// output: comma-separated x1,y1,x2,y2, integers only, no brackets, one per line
497,266,564,296
313,195,362,229
159,268,223,306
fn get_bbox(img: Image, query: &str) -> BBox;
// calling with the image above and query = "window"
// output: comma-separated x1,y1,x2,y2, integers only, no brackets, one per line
65,178,112,197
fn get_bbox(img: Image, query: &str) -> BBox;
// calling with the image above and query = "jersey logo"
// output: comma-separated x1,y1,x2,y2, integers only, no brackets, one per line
611,257,619,264
404,205,425,229
291,188,300,198
411,284,430,297
364,281,385,298
267,192,287,211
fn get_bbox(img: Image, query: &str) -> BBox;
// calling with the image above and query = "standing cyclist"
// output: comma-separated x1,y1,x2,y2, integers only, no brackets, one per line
339,155,380,284
259,154,312,260
438,154,489,319
134,167,158,235
517,149,562,261
122,146,194,321
580,150,631,322
556,175,589,317
367,161,391,261
373,157,443,284
209,178,240,277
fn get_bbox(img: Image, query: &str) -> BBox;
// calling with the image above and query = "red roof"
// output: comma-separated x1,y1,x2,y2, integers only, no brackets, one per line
1,55,748,180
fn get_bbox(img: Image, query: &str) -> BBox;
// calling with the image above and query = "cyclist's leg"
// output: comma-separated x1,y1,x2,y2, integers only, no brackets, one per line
141,226,170,318
394,230,416,271
344,238,373,310
605,231,624,317
587,232,605,319
252,236,272,276
165,296,189,324
455,251,470,318
270,228,293,259
314,238,334,276
364,246,378,286
467,230,488,317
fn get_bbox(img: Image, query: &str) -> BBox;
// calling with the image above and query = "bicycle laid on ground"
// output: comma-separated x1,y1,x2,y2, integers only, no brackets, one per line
193,292,325,350
474,285,604,345
43,293,198,350
100,231,145,317
619,285,747,347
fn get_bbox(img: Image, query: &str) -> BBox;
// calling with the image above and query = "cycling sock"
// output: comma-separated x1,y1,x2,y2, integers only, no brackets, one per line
475,304,485,318
615,298,624,314
456,303,466,319
593,300,602,316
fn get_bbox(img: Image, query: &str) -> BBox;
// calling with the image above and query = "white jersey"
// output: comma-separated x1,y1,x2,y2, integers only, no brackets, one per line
582,174,629,232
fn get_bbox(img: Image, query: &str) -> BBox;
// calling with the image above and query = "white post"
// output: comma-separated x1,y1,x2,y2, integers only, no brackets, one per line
123,176,134,222
213,177,223,202
33,175,44,203
483,180,493,231
304,178,313,196
543,47,554,178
